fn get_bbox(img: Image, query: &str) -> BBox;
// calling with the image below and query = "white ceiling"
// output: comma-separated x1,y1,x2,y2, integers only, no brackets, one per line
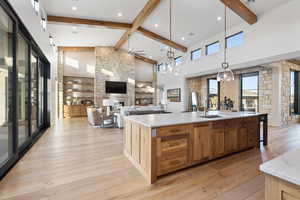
44,0,290,61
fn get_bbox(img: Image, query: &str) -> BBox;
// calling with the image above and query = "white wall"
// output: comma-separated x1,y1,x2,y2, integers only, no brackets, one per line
64,51,96,78
158,0,300,113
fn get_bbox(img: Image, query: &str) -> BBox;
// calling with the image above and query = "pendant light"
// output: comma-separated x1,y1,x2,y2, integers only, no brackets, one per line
161,0,177,74
217,6,234,82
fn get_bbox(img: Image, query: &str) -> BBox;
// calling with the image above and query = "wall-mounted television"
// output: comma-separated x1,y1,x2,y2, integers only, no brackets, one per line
105,81,127,94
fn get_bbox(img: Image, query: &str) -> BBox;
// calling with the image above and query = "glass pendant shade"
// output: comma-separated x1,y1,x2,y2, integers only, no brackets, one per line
217,62,234,82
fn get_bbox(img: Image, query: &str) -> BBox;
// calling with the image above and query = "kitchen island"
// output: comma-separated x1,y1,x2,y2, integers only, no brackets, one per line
124,111,268,184
260,148,300,200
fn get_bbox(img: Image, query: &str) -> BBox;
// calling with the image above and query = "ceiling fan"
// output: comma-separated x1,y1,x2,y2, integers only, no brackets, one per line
127,34,147,56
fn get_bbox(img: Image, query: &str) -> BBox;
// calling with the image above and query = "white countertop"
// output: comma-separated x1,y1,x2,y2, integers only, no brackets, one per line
125,111,265,128
260,148,300,186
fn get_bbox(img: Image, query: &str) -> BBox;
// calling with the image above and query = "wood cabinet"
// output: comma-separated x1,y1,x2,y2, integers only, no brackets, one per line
124,116,261,184
192,123,211,163
156,125,192,176
211,121,225,158
265,175,300,200
64,105,88,118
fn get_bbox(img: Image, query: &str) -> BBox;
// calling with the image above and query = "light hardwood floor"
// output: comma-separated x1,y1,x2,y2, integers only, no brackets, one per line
0,118,300,200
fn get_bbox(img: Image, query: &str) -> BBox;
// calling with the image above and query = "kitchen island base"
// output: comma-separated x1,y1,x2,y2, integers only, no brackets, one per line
124,115,264,184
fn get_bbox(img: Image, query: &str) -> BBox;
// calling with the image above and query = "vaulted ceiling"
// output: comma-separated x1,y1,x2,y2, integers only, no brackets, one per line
44,0,289,63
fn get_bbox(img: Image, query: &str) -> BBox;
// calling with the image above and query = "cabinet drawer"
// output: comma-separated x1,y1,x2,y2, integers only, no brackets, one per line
157,156,188,176
157,125,192,137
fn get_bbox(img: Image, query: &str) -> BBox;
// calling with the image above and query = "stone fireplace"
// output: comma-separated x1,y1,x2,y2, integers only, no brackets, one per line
94,47,136,107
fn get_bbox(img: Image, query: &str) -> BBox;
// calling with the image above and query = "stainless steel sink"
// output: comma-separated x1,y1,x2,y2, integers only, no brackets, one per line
199,115,222,119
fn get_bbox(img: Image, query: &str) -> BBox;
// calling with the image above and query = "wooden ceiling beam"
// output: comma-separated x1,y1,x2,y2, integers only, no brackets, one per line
57,46,95,52
48,16,132,30
287,59,300,66
114,0,161,50
219,0,257,25
135,54,157,65
137,27,188,52
48,15,187,53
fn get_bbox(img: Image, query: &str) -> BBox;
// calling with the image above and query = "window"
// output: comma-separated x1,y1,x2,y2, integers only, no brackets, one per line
290,70,300,115
175,56,183,66
206,41,220,55
31,54,39,134
241,73,259,112
157,63,163,72
191,48,201,60
207,78,220,110
226,32,243,48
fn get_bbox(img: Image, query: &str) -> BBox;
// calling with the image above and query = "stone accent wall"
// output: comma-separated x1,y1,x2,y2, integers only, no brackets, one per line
94,47,135,106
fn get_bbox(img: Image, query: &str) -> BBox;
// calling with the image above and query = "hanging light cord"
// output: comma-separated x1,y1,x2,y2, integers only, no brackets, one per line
224,5,227,65
169,0,172,51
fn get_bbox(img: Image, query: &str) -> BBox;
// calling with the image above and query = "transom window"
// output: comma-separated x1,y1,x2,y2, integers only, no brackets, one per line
175,56,183,66
206,41,220,55
226,32,243,48
191,48,201,61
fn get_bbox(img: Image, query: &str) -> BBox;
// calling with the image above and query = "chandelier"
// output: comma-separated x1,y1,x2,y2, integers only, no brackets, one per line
217,6,234,82
160,0,181,76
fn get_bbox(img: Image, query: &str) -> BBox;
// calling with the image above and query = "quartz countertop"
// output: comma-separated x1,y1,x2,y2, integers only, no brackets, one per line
260,148,300,186
124,111,265,128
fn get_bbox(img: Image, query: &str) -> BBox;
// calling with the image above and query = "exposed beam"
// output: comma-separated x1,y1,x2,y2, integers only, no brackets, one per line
48,15,187,53
219,0,257,25
58,46,95,52
48,16,131,30
288,59,300,66
57,46,157,65
135,54,157,65
137,27,188,52
114,0,161,50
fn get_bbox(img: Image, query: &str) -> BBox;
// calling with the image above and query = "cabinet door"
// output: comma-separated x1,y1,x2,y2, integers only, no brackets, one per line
156,133,189,176
245,117,259,148
211,121,225,158
192,123,211,163
224,119,240,153
238,126,248,150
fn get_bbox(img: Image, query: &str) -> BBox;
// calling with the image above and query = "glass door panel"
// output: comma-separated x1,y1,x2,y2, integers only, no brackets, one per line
17,34,29,147
31,54,38,135
0,6,14,167
38,62,44,128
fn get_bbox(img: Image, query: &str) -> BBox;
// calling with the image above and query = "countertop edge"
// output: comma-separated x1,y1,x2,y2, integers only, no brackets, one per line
260,165,300,186
124,113,266,128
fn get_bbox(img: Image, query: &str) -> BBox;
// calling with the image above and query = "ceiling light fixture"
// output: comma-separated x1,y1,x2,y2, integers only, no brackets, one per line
72,6,77,11
154,24,159,28
181,37,185,41
217,6,234,82
217,16,222,21
72,26,77,30
117,12,123,17
49,35,54,46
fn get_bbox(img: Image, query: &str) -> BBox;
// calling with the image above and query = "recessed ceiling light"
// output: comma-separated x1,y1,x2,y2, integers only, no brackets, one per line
117,12,123,17
72,26,77,30
217,16,222,21
154,24,159,28
181,37,185,41
72,6,77,11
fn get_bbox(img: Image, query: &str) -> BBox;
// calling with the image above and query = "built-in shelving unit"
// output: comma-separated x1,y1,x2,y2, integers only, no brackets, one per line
135,81,155,106
63,76,94,118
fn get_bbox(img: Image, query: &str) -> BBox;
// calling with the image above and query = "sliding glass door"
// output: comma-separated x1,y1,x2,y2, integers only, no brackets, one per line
38,62,44,128
0,6,14,167
17,34,30,147
31,54,38,135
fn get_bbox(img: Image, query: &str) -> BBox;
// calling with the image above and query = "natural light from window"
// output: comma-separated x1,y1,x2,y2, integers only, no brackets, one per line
206,42,220,55
226,32,243,48
191,49,201,60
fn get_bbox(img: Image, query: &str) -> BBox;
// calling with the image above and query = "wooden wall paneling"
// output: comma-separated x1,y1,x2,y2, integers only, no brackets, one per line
131,123,141,163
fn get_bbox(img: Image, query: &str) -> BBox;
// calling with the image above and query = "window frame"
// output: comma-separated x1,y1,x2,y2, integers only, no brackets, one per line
175,56,183,66
240,72,259,112
225,31,244,49
205,41,220,56
290,70,300,115
191,48,201,61
207,78,220,110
